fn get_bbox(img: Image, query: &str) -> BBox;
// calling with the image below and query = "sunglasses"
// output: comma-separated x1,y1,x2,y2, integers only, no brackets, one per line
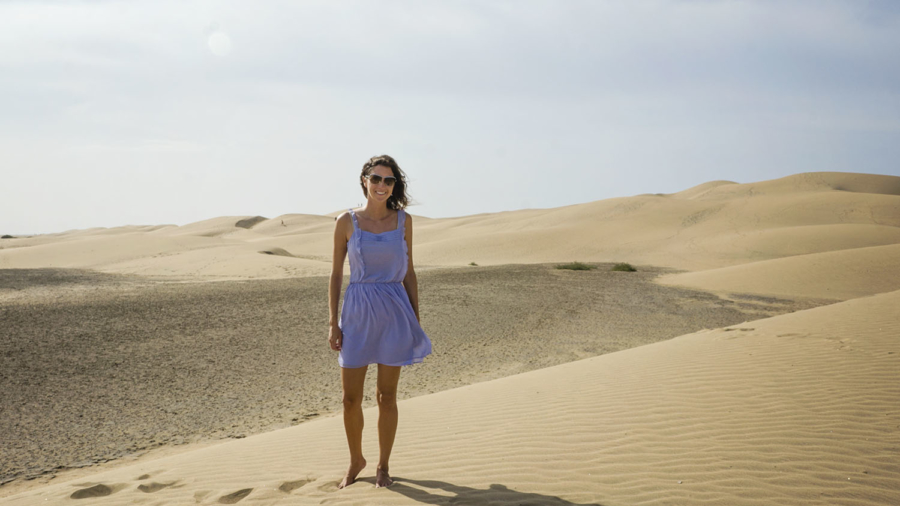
365,174,397,186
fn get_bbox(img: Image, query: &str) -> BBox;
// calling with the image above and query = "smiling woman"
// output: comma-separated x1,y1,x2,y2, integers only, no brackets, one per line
327,154,431,490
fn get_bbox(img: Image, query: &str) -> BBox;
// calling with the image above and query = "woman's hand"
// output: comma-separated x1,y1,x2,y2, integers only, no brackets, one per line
328,325,342,351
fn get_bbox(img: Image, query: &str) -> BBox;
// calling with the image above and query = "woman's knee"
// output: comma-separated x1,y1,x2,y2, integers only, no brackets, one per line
342,392,363,408
376,389,397,407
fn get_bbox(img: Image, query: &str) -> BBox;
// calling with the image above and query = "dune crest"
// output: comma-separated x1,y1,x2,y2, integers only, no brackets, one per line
668,179,738,199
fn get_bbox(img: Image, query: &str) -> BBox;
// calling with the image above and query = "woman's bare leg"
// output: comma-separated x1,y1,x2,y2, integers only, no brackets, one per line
375,363,401,488
339,365,368,489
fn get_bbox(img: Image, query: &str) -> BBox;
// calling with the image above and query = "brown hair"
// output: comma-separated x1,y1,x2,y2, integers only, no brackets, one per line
359,154,410,211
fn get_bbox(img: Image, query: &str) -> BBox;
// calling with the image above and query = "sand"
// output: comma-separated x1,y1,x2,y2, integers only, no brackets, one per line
658,243,900,300
0,264,824,492
1,287,897,505
1,170,898,504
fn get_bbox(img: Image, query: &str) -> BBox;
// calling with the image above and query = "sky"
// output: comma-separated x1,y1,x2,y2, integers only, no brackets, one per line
2,0,899,235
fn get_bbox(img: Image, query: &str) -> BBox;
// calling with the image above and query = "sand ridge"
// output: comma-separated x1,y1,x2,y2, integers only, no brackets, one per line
658,243,900,300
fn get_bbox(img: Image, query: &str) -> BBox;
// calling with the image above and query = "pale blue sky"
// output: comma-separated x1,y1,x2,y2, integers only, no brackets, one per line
2,0,899,235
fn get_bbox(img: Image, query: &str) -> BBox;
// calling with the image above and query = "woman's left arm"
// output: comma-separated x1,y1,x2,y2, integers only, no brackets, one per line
402,213,420,323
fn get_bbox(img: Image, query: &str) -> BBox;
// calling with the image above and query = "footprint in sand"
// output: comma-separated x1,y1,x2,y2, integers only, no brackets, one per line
194,490,213,502
71,484,113,499
279,478,313,493
218,488,253,504
136,469,168,481
138,481,176,493
317,481,340,493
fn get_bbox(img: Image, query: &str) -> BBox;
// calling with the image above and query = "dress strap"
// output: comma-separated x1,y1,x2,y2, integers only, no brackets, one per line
348,208,360,230
397,208,406,232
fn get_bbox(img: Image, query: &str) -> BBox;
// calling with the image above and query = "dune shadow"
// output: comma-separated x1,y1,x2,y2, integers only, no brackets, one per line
389,478,604,506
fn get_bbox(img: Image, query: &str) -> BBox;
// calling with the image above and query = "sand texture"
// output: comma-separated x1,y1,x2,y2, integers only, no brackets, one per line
1,287,897,505
0,264,823,490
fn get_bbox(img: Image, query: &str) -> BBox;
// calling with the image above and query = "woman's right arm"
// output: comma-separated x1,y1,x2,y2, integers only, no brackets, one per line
328,213,350,351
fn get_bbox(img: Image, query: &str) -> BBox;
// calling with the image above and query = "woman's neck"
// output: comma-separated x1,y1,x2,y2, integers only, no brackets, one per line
361,199,391,220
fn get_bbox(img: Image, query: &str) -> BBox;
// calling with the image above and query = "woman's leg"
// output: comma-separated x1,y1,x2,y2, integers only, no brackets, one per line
375,363,401,488
338,365,368,489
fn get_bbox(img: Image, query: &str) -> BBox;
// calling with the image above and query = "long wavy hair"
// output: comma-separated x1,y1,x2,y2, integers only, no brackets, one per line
359,154,410,211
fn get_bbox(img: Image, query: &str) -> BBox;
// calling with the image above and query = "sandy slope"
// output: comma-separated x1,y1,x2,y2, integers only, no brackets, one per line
3,264,816,491
1,171,898,298
658,243,900,300
2,289,897,506
409,174,900,272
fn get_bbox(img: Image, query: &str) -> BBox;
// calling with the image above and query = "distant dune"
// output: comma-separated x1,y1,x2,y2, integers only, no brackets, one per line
1,171,898,299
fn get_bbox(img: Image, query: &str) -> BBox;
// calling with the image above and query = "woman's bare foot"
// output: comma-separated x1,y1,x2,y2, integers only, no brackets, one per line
375,466,393,488
338,457,367,489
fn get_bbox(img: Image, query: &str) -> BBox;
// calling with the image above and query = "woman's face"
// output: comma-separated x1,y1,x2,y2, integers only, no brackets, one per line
365,165,395,204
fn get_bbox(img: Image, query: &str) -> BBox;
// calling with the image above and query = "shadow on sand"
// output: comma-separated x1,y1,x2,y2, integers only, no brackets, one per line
388,478,605,506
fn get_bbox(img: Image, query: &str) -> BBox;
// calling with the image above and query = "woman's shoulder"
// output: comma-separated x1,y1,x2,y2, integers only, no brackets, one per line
401,209,413,235
334,211,353,235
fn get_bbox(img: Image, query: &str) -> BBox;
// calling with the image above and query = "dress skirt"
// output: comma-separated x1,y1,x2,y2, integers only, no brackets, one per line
338,207,432,368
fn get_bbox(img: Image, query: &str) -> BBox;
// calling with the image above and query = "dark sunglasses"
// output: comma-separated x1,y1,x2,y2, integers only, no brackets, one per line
365,174,397,186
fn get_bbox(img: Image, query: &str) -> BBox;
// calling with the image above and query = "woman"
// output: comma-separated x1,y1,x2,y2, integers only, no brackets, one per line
328,154,432,489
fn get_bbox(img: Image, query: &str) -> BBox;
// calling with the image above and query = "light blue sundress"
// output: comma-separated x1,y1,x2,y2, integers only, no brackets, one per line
338,208,432,368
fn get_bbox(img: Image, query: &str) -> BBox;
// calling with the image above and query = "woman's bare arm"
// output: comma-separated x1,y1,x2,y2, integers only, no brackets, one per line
328,213,351,349
402,213,420,322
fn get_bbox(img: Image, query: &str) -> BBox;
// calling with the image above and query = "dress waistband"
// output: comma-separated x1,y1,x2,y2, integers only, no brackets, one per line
349,281,403,284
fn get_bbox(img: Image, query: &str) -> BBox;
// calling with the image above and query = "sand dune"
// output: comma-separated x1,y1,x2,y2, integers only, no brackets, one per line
0,234,218,270
150,216,263,238
102,243,330,278
674,171,900,198
411,178,900,271
658,243,900,301
2,288,897,505
228,214,335,236
664,179,737,199
2,170,897,292
0,233,331,278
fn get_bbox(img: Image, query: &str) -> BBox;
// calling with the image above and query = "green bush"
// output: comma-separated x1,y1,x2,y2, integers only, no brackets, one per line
611,262,636,272
469,261,478,266
555,262,595,271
